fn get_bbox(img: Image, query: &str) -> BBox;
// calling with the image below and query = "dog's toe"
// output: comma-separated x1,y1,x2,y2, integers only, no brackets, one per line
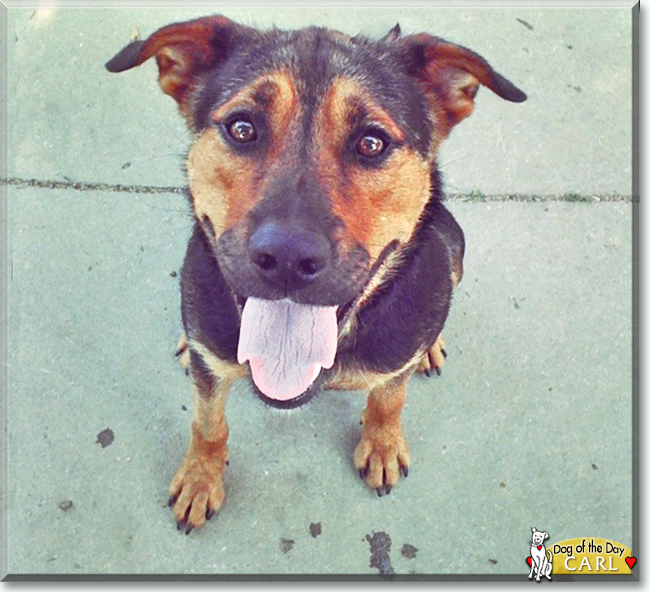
417,334,446,377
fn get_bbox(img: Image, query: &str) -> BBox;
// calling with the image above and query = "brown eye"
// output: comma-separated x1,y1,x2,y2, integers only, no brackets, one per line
356,134,387,158
228,119,257,143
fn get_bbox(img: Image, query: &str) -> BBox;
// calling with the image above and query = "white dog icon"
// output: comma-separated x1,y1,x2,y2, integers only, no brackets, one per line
528,527,552,582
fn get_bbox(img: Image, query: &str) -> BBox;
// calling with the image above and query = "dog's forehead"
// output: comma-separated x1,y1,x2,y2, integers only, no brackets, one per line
194,26,431,151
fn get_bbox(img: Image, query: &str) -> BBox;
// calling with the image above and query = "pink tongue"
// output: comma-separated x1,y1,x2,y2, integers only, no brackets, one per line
237,297,338,401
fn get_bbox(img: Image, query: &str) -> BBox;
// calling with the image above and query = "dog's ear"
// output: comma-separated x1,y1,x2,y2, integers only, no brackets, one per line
106,15,252,115
543,532,549,540
403,34,526,138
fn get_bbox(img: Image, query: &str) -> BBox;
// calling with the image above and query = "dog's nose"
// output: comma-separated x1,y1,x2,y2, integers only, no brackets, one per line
248,221,331,290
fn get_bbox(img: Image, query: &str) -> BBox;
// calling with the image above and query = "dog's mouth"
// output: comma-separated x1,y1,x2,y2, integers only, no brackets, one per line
224,236,399,408
237,297,339,404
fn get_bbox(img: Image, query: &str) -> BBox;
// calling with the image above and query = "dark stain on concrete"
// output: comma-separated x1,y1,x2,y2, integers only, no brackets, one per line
516,17,534,31
58,500,73,511
96,428,114,448
366,531,395,576
309,522,322,538
280,538,295,554
401,543,418,559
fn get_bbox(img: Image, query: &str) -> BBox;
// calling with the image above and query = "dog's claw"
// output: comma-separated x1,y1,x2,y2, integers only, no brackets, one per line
376,487,384,497
385,484,392,495
417,335,446,377
205,508,214,521
177,508,192,533
168,494,178,507
400,465,409,478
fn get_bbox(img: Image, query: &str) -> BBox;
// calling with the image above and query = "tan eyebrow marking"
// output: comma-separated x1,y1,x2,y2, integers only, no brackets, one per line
320,76,406,143
344,93,406,142
210,71,298,123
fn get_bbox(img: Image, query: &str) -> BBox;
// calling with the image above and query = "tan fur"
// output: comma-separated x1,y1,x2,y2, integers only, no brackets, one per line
187,128,260,237
353,374,411,490
169,377,231,531
313,77,433,262
189,340,247,381
186,71,302,237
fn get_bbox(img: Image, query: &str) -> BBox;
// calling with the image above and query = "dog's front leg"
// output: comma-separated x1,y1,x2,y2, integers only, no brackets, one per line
354,373,411,496
539,558,548,582
168,350,231,534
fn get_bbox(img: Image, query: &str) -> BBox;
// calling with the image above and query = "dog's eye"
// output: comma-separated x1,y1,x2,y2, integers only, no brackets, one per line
227,119,257,143
356,134,387,158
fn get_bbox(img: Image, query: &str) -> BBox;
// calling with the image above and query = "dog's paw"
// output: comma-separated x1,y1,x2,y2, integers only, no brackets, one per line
168,453,226,534
416,334,447,377
175,332,190,375
354,425,410,497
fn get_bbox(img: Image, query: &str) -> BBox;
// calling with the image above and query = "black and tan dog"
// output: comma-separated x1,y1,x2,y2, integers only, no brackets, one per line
106,15,525,534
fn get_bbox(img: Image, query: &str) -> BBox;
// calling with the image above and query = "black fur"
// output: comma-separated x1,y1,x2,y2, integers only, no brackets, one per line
336,166,463,374
181,225,241,363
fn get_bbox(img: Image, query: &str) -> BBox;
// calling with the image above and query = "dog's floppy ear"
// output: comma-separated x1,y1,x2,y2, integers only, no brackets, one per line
404,34,526,137
106,15,252,115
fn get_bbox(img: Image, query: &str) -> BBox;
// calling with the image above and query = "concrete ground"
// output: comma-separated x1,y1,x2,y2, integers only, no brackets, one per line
2,3,637,580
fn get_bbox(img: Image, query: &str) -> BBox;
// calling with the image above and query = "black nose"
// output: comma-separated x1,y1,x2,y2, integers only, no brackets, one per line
248,221,331,290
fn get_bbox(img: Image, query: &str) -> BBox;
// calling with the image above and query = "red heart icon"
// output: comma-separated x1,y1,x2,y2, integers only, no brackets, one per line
625,557,636,569
537,545,542,550
526,557,532,566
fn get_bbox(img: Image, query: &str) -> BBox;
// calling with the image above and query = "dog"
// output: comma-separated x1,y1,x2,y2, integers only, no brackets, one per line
106,15,526,534
529,528,553,581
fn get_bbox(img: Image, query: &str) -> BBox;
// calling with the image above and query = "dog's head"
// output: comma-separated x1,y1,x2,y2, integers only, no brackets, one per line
531,527,549,546
107,16,525,403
